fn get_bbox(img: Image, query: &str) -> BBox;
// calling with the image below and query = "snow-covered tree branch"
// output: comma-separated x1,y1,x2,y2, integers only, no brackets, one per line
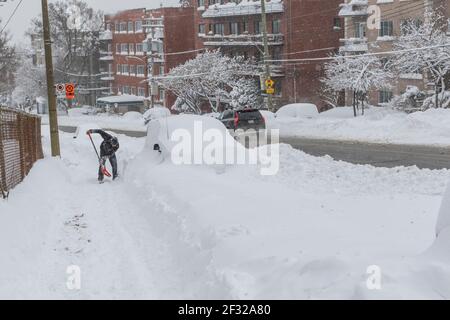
392,8,450,108
321,53,392,116
159,50,261,114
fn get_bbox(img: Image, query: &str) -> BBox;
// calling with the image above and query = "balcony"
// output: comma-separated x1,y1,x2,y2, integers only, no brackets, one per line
338,0,368,17
339,37,368,53
99,30,113,41
202,0,284,18
201,33,284,47
100,72,114,81
99,55,114,61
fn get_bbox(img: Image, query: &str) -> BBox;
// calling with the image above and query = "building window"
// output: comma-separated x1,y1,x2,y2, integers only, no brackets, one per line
137,65,145,76
116,43,120,53
136,43,143,53
117,64,121,74
114,22,119,33
272,19,281,34
138,87,146,96
214,23,224,35
198,0,205,7
135,21,143,32
254,20,263,34
129,65,136,76
106,23,111,31
379,90,393,104
129,43,135,54
159,65,164,75
121,43,128,54
243,21,249,33
120,22,127,32
128,21,134,33
122,64,129,74
379,20,393,37
229,22,239,35
333,17,341,30
131,87,136,95
159,88,165,103
198,24,205,34
354,22,366,38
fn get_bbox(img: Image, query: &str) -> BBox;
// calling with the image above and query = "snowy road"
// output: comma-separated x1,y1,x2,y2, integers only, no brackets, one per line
281,137,450,170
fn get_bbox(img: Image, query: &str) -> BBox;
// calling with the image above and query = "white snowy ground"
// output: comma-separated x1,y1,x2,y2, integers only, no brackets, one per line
273,107,450,147
1,120,450,299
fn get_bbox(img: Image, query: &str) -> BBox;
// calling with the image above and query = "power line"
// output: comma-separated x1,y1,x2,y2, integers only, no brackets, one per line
267,43,450,63
0,0,24,34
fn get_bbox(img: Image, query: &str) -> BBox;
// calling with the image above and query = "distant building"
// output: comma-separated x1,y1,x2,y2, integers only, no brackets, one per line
98,6,196,111
194,0,344,110
339,0,450,106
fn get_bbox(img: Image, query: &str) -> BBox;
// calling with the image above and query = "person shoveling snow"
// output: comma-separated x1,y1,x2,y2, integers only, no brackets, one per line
86,129,120,183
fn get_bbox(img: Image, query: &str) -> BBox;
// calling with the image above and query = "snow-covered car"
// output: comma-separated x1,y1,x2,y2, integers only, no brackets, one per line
143,107,171,125
276,103,319,119
219,109,266,132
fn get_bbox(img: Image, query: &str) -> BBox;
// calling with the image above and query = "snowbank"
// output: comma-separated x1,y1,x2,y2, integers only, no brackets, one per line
123,111,143,121
275,107,450,146
436,181,450,236
276,103,319,119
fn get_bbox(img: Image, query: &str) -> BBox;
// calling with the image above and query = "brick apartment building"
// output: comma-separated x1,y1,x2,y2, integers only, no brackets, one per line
100,8,149,99
143,6,196,108
339,0,450,106
98,6,196,109
193,0,344,110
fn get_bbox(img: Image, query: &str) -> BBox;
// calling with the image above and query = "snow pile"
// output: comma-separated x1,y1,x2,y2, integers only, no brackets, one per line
276,103,319,119
122,111,143,121
436,183,450,236
3,120,450,298
273,107,450,146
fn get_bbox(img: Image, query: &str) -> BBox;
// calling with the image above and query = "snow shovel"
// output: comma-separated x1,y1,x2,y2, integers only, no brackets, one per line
87,132,112,178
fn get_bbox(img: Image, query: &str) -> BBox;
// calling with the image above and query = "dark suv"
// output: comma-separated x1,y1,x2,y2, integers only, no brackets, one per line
219,109,266,131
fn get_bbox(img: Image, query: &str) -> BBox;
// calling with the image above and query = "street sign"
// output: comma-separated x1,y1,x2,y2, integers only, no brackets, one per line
266,88,275,95
55,83,65,97
65,83,75,100
265,78,275,88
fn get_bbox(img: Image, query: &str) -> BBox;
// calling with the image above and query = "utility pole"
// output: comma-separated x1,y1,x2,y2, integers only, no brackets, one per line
41,0,60,157
260,0,273,112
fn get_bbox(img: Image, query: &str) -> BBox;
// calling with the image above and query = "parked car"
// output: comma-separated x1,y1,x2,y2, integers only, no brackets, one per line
219,109,266,131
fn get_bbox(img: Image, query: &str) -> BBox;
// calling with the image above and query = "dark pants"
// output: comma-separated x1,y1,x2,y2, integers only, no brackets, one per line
98,153,118,181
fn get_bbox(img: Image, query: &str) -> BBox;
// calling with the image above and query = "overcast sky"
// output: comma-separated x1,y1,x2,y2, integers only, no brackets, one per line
0,0,179,45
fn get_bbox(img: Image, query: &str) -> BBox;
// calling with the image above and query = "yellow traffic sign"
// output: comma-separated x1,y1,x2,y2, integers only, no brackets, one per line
265,78,275,88
266,88,275,95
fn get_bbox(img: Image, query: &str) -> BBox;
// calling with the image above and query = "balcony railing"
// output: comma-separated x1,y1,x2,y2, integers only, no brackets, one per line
202,1,284,18
200,33,284,46
99,55,114,61
338,0,368,17
339,37,368,53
